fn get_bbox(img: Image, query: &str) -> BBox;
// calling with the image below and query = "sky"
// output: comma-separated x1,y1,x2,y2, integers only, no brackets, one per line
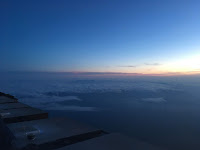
1,0,200,75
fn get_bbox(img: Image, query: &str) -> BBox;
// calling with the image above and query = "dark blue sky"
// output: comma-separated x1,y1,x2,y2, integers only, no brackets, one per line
1,0,200,74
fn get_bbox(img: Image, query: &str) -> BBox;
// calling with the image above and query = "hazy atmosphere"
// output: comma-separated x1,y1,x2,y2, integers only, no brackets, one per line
1,0,200,150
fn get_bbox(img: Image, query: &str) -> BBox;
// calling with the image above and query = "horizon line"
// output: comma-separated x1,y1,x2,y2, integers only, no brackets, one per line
1,70,200,77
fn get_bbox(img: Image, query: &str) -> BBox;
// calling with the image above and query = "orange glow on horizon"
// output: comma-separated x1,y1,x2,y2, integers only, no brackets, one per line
58,54,200,76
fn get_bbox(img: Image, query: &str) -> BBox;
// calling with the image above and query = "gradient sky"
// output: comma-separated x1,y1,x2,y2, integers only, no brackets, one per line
1,0,200,74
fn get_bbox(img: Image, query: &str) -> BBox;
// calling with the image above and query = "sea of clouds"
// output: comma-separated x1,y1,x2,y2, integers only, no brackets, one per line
0,72,199,111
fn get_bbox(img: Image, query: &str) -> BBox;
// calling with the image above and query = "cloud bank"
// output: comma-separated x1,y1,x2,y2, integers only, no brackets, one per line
141,97,167,103
118,65,137,68
42,103,97,111
144,63,161,66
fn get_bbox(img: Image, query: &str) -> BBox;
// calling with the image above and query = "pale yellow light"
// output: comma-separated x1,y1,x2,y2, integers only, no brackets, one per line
162,55,200,73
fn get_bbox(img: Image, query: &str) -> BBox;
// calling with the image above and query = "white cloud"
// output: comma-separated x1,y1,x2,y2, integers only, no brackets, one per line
141,97,167,103
43,103,97,111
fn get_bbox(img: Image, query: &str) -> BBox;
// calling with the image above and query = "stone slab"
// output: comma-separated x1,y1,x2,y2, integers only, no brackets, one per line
0,96,17,104
0,107,48,123
57,133,164,150
7,118,102,149
0,102,29,110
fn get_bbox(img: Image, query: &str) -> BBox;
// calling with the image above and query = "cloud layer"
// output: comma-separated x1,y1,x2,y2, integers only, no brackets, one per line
118,65,137,68
0,76,179,111
142,97,167,103
144,63,161,66
43,103,97,111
